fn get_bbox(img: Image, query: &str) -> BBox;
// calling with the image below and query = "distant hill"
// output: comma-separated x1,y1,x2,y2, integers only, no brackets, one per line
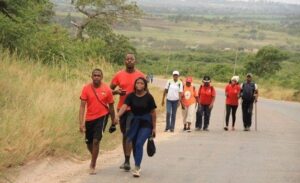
51,0,300,16
135,0,300,16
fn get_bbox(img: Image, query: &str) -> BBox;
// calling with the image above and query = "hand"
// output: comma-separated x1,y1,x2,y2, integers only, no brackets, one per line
116,88,126,96
181,103,185,110
209,104,213,109
79,124,85,133
152,129,156,138
161,100,165,106
114,116,119,125
119,88,127,96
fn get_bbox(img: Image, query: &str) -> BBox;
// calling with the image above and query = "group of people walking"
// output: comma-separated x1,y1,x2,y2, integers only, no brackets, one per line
163,71,258,134
78,52,258,178
79,53,155,177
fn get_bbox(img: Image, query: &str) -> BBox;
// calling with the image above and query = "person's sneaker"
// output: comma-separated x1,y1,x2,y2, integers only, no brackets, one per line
244,127,249,131
203,128,209,131
224,127,228,131
183,127,187,131
186,127,191,132
120,162,131,171
164,129,169,132
89,168,96,175
119,163,125,169
132,167,141,177
195,127,200,131
124,162,131,171
170,129,174,132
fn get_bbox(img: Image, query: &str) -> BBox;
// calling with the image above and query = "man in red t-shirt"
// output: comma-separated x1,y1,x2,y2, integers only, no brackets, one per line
110,53,144,171
224,76,241,131
196,76,216,131
79,68,116,174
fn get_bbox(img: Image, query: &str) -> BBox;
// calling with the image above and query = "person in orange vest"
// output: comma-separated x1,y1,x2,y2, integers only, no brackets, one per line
181,77,198,132
195,76,216,131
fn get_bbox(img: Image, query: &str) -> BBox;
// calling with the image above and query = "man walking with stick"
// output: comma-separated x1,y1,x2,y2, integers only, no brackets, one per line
240,73,258,131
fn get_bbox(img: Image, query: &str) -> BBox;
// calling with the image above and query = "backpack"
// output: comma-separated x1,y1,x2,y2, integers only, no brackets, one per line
167,80,181,93
241,82,255,102
199,85,214,96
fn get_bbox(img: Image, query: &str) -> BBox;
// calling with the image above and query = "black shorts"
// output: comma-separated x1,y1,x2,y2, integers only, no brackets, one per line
85,116,105,144
120,111,133,134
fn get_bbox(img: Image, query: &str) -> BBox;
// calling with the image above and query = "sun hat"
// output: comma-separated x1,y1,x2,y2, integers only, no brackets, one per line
202,76,211,83
172,70,179,76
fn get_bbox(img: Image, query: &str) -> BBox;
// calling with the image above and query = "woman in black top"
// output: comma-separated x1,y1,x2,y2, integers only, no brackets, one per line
116,77,157,178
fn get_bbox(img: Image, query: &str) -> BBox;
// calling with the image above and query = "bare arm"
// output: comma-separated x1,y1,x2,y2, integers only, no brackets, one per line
161,89,167,106
79,100,86,133
108,103,116,124
110,83,122,95
116,104,128,121
209,96,215,109
151,109,157,138
254,89,259,102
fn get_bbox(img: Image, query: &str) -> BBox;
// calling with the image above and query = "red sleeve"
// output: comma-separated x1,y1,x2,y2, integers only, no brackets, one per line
111,73,120,86
211,86,216,97
106,87,114,104
225,85,229,93
80,85,88,101
237,85,241,93
198,86,202,97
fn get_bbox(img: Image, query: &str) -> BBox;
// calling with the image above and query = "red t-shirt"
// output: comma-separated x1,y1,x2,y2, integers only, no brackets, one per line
198,85,216,105
80,83,114,122
225,84,241,106
111,69,145,109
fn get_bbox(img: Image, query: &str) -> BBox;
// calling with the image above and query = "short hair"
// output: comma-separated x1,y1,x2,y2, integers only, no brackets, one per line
92,68,103,76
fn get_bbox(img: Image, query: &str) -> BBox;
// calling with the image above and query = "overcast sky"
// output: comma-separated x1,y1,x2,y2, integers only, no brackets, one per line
229,0,300,4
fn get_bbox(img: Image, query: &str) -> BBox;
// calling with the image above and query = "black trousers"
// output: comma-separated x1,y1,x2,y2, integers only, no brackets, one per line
225,105,238,127
196,104,212,129
242,101,254,128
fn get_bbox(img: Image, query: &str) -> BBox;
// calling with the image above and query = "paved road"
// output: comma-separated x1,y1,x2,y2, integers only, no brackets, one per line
81,78,300,183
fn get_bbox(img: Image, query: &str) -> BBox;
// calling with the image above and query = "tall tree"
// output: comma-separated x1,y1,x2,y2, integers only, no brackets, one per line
245,46,288,76
70,0,141,40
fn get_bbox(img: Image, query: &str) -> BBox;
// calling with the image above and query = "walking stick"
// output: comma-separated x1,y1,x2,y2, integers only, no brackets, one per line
223,103,226,129
255,102,257,131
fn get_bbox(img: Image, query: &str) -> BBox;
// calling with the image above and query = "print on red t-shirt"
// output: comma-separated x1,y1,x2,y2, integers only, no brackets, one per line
181,85,198,107
225,84,241,106
80,83,114,121
111,69,144,109
198,85,216,105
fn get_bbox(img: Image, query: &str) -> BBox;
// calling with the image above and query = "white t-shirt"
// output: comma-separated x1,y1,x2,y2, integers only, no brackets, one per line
165,79,183,101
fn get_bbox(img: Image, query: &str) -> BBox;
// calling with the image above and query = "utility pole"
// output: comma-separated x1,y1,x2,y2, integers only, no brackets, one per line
233,49,238,75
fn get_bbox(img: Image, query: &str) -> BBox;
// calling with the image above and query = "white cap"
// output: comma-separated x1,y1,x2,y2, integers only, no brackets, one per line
172,70,179,75
231,75,239,82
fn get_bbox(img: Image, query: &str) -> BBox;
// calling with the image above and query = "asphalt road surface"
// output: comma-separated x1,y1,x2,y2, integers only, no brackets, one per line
80,78,300,183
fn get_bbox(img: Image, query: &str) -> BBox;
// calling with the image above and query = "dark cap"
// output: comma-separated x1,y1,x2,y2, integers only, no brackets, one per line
202,76,211,82
246,73,253,77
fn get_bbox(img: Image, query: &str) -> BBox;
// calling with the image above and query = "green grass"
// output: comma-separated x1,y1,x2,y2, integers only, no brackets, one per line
0,51,164,178
115,17,300,52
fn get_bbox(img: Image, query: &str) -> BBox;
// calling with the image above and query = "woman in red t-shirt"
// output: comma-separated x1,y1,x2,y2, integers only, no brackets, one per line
224,76,241,131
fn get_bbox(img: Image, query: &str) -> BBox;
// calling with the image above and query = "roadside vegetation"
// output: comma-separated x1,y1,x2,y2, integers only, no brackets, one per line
0,0,299,180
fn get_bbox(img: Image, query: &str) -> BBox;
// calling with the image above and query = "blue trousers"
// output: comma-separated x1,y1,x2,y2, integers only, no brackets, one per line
166,99,179,130
132,127,152,167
